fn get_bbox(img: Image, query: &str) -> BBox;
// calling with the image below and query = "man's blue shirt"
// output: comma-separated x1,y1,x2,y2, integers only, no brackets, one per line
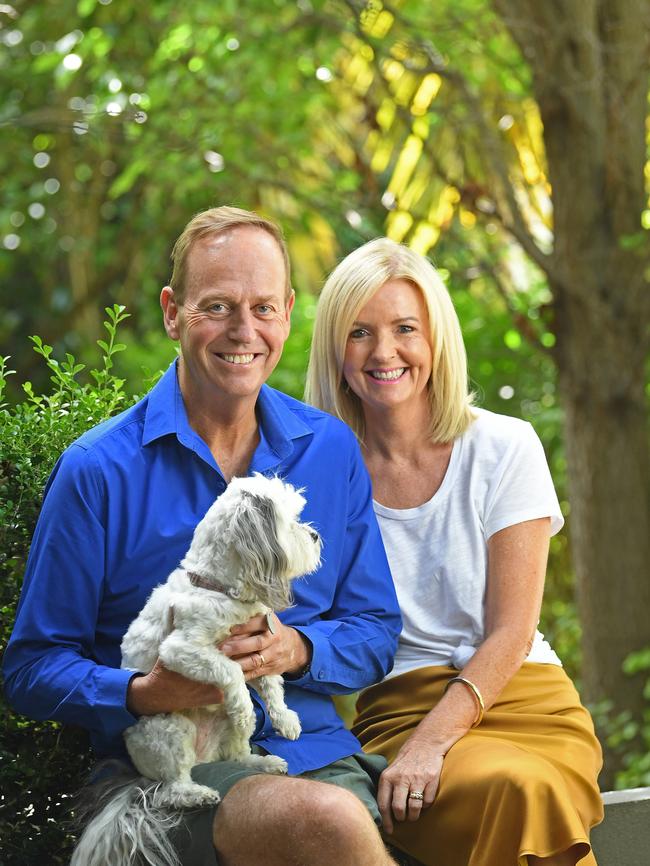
4,363,401,774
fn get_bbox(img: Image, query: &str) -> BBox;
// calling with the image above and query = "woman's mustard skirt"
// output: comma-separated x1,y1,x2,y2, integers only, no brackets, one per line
353,663,603,866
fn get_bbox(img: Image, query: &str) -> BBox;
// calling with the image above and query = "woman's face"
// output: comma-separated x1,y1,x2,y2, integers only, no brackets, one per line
342,278,433,416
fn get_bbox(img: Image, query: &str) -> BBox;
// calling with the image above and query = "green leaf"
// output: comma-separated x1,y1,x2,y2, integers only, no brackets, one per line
503,329,522,351
108,161,148,199
623,647,650,675
77,0,97,16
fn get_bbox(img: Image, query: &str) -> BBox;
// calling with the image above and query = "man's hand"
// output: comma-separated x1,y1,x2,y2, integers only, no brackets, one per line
220,613,311,679
126,658,224,716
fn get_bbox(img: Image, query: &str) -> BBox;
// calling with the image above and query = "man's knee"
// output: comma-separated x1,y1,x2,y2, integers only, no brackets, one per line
296,779,377,841
214,775,383,862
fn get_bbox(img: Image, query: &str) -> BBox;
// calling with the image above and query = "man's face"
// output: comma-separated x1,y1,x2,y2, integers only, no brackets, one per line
161,225,293,410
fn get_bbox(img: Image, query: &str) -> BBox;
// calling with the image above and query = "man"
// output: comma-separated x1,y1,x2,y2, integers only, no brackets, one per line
4,207,402,865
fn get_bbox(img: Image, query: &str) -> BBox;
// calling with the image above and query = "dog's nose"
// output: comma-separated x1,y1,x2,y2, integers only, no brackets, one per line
309,529,320,543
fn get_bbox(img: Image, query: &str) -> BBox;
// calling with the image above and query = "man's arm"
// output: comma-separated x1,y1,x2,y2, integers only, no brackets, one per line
4,444,227,739
2,447,140,741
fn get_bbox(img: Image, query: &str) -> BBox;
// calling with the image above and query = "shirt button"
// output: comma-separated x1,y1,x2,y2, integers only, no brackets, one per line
318,671,325,679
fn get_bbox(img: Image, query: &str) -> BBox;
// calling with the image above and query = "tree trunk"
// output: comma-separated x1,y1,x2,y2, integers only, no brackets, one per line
495,0,650,785
555,287,650,787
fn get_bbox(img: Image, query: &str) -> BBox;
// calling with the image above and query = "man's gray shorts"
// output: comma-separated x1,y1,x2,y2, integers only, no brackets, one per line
168,749,387,866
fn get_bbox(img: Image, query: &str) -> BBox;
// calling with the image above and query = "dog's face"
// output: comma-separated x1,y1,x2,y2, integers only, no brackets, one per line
181,474,322,610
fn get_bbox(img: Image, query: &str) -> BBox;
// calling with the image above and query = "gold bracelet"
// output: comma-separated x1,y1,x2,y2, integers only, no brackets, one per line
444,676,485,727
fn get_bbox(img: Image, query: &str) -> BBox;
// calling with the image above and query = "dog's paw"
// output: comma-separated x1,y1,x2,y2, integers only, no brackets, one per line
275,709,301,741
260,754,289,775
234,752,288,774
153,782,221,809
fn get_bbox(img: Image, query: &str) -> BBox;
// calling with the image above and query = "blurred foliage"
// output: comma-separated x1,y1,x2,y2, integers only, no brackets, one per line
592,647,650,789
2,0,561,408
0,0,369,387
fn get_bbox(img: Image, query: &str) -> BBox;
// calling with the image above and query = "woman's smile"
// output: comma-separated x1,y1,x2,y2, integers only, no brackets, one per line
365,367,408,382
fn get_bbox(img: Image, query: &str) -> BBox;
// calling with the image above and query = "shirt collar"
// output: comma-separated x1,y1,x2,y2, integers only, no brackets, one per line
142,362,313,468
142,361,192,446
255,383,312,461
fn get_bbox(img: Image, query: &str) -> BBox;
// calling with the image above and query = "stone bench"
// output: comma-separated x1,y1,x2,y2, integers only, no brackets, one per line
591,787,650,866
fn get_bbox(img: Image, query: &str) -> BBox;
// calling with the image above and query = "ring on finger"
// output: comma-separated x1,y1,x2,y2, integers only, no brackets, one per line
258,652,266,666
408,790,424,801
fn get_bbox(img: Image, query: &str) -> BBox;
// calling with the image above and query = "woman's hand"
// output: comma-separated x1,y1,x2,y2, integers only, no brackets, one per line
377,736,444,834
126,658,224,716
220,613,311,680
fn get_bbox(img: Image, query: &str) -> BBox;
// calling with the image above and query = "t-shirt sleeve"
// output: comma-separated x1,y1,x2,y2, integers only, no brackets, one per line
483,421,564,539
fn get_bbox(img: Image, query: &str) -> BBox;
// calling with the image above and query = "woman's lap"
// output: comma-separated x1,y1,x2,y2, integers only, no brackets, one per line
353,663,603,866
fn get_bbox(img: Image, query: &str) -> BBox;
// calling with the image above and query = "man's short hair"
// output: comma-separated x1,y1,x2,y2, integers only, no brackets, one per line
169,205,292,302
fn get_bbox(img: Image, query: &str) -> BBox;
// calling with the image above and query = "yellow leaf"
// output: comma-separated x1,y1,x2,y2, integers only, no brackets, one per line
410,222,440,255
411,74,442,117
365,8,394,39
386,210,413,242
388,135,423,197
460,209,477,228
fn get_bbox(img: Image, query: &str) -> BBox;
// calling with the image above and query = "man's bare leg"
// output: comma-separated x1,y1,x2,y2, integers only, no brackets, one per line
213,774,398,866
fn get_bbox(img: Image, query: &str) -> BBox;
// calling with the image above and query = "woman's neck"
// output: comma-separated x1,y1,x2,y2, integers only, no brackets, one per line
361,401,454,508
362,401,435,462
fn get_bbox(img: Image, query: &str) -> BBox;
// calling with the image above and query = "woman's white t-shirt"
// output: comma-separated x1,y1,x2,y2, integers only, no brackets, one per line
374,408,564,680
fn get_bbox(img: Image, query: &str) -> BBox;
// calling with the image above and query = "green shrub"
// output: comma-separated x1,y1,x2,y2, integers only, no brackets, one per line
0,306,134,865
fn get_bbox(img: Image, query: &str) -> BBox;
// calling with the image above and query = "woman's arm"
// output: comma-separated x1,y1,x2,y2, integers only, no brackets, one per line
377,516,551,832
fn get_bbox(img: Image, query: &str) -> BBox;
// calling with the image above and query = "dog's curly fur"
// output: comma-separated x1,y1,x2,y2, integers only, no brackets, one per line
70,474,322,866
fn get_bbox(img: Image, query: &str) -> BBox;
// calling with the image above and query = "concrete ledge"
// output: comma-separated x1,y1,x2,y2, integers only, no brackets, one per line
591,787,650,866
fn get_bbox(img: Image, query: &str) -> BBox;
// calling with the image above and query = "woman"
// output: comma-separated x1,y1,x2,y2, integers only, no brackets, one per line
305,238,603,866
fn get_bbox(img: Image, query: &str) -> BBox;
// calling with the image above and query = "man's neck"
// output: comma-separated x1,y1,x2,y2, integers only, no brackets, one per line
179,378,262,481
191,408,261,482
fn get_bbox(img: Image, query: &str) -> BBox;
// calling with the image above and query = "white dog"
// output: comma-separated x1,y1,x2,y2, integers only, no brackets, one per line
71,474,321,866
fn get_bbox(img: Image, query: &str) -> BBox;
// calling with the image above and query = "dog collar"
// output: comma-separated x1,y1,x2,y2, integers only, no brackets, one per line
187,572,233,595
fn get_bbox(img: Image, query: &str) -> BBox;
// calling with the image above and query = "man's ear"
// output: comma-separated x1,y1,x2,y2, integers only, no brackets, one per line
283,289,296,331
160,286,180,340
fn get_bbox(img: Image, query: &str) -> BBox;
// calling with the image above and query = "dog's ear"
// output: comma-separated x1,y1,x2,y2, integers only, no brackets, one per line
230,492,293,610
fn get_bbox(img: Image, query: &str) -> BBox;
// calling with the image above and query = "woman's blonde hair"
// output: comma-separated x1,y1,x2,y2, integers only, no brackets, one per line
305,237,475,443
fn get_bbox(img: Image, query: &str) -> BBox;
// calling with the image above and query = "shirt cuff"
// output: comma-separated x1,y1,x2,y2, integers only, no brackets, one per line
93,666,140,736
287,626,330,685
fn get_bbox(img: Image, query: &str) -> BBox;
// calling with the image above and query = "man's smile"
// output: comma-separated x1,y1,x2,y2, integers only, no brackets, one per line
216,352,257,365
